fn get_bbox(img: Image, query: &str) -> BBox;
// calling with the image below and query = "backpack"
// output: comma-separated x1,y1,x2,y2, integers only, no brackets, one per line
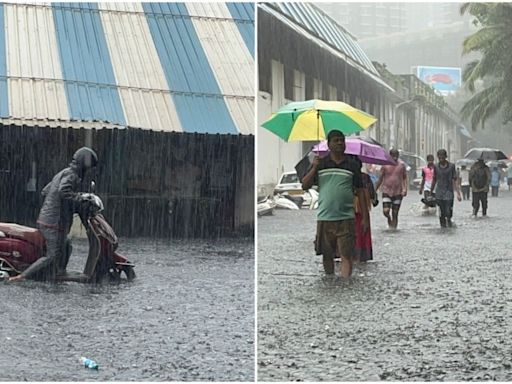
472,167,487,189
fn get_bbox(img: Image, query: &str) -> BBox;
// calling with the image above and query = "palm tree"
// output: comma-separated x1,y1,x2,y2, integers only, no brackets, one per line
460,3,512,129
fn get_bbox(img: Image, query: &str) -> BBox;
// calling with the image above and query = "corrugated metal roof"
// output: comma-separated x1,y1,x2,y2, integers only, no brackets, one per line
0,116,124,129
186,3,254,134
4,2,69,120
0,4,8,117
0,2,254,134
142,2,240,134
269,2,378,76
262,2,392,91
99,2,183,132
225,3,254,57
52,2,126,125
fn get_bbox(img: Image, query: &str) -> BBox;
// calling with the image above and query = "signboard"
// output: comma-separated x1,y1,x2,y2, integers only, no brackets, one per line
415,66,461,95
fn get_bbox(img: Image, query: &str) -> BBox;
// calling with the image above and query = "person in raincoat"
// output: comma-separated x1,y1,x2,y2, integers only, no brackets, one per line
302,130,369,278
9,147,98,282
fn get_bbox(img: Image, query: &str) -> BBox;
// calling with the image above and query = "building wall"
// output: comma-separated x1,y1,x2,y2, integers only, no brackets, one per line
0,124,254,238
257,4,392,194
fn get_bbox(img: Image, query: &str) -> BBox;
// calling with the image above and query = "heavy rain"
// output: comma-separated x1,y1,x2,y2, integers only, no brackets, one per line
0,2,255,381
2,238,254,381
258,2,512,381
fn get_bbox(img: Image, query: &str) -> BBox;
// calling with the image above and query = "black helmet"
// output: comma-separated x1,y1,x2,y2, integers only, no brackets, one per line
72,147,98,171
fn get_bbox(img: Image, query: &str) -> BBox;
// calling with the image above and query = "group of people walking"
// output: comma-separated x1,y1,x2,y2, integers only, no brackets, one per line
428,156,503,218
302,129,507,279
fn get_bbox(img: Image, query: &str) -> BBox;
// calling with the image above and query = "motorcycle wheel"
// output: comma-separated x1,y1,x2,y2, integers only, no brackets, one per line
122,266,136,281
107,268,122,283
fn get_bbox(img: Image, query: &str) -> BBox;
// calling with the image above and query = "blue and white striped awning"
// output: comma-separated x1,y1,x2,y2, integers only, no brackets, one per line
0,2,254,135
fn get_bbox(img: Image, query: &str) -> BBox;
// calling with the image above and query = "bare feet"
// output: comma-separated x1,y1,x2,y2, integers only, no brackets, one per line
340,257,353,278
7,274,24,282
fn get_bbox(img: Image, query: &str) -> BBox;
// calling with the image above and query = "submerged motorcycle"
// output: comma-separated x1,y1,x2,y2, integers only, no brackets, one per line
0,189,135,283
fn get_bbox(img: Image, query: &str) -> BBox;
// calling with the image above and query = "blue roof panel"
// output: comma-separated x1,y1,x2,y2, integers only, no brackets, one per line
143,3,238,134
226,3,255,57
52,2,126,124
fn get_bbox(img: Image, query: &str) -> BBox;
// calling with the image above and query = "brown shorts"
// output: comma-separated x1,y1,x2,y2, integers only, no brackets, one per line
315,220,355,260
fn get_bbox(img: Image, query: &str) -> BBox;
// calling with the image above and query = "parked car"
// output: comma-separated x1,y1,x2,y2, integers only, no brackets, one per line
273,171,312,208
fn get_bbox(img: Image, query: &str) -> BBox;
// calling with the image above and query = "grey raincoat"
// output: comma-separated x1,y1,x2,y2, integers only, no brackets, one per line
22,147,98,279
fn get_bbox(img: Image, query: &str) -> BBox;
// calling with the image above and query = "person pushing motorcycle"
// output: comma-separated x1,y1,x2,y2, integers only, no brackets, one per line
9,147,98,282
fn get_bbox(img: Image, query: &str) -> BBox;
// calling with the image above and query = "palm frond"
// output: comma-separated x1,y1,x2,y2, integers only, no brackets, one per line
462,26,500,55
462,60,481,93
461,85,505,129
460,2,470,15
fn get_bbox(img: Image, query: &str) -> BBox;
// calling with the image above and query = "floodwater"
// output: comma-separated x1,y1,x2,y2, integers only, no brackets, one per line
1,238,254,381
258,190,512,381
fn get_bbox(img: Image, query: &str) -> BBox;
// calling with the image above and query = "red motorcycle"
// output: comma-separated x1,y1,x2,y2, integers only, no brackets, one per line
0,192,135,283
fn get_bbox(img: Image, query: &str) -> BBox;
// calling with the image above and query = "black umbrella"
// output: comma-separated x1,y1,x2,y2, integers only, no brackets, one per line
464,147,507,161
295,152,316,183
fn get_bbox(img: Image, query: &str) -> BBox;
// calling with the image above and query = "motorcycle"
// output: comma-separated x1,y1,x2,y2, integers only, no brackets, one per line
0,189,135,283
274,193,300,210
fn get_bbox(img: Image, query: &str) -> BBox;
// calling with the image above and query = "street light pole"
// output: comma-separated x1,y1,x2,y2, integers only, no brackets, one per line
391,98,417,149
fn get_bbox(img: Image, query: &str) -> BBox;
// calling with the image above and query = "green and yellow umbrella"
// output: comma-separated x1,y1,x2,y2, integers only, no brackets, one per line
261,99,377,142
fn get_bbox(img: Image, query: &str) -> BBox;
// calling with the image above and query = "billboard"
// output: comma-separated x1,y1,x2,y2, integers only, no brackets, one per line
415,66,461,95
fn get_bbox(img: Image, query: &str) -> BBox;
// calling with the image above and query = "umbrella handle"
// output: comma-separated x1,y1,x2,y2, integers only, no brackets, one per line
317,110,320,142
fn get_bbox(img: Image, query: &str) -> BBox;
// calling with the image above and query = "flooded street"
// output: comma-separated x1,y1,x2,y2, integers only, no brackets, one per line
258,191,512,381
1,238,254,381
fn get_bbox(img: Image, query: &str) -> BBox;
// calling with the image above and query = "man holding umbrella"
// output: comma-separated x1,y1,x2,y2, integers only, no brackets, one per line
302,130,369,278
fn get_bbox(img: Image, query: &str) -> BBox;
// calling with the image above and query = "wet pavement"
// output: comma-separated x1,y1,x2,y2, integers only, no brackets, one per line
1,237,254,381
258,190,512,381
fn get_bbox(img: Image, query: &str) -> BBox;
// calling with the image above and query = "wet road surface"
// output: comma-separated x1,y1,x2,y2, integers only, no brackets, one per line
1,238,254,381
258,190,512,381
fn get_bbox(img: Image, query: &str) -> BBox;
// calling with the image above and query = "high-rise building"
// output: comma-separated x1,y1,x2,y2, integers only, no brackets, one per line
317,3,407,39
317,3,466,40
405,3,462,31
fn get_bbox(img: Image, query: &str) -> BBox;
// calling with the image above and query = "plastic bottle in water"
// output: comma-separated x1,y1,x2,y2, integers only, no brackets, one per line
80,357,99,370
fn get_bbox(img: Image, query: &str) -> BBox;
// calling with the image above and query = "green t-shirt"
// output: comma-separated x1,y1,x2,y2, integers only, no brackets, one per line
314,156,363,221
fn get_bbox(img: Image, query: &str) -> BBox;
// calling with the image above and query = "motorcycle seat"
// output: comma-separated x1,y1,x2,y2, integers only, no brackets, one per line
0,222,45,249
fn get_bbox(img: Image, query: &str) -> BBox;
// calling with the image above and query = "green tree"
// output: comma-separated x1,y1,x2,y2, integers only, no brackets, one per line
460,3,512,130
